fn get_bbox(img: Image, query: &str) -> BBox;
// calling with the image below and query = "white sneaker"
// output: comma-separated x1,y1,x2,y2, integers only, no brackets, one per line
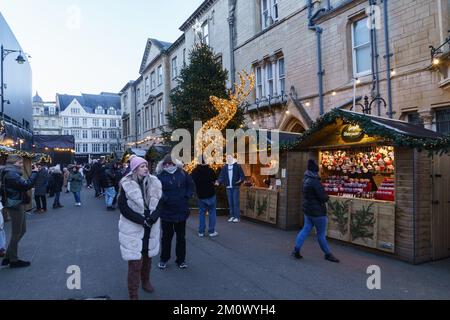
209,231,219,237
76,203,82,207
198,233,205,237
227,217,234,222
232,218,240,223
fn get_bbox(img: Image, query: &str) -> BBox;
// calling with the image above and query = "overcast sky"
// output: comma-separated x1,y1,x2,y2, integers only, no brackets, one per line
0,0,203,101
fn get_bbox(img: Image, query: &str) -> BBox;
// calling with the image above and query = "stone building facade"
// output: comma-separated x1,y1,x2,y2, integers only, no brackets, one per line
32,93,61,135
120,0,450,151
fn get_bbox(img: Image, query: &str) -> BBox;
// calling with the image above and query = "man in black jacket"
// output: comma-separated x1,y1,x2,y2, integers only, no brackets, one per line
191,157,218,237
101,163,117,211
91,160,102,197
1,155,38,268
291,159,339,263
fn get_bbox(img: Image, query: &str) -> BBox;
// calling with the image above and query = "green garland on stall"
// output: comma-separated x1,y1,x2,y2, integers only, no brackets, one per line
279,109,450,154
0,148,35,159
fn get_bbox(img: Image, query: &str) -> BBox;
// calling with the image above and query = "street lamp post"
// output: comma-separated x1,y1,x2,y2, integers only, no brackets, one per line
1,45,26,120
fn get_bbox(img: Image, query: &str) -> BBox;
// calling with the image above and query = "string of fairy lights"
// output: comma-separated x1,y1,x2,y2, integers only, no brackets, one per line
126,136,165,147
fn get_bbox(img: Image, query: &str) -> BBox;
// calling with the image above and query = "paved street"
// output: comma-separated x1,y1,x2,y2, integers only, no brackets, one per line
0,188,449,300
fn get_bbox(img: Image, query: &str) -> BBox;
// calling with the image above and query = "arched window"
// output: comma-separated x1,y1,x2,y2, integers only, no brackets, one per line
108,107,115,115
96,106,104,115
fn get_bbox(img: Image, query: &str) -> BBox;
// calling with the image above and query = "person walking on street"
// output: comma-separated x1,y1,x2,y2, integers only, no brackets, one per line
84,163,93,188
112,162,124,207
0,155,38,268
156,155,195,270
91,160,102,197
218,154,245,223
68,166,83,206
33,163,49,214
191,157,218,237
49,165,64,209
0,201,5,258
63,167,70,193
101,162,117,211
292,159,340,263
118,156,162,300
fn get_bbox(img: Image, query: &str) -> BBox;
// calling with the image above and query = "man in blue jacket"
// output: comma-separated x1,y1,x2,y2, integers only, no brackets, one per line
156,155,195,269
218,154,245,223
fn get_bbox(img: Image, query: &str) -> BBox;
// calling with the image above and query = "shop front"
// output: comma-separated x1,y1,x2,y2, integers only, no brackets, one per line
238,131,307,229
290,109,450,263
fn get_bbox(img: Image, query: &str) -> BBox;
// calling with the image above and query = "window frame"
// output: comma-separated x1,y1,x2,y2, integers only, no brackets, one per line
202,21,209,45
172,57,178,79
158,99,164,126
266,62,274,97
157,65,163,86
256,66,263,99
436,108,450,135
351,17,372,78
278,58,285,96
145,77,149,95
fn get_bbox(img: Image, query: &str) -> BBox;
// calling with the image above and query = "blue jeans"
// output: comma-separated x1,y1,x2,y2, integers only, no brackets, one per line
104,187,116,207
73,191,81,204
295,215,331,255
226,187,240,219
198,196,217,234
0,214,5,250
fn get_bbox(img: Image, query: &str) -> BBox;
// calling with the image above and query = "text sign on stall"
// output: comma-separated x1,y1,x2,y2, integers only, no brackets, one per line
341,124,364,142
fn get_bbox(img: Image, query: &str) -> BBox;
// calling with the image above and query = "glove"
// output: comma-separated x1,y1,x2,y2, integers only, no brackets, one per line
144,210,158,227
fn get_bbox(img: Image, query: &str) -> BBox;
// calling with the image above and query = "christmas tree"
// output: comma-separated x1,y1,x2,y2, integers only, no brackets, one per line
164,43,245,145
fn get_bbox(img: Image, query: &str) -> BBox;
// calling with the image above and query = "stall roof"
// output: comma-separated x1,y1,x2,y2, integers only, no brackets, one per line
33,135,75,149
285,109,450,154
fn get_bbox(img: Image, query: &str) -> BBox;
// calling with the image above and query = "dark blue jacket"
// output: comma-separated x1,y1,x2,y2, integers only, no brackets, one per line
302,170,329,217
34,167,49,196
157,168,195,223
218,163,245,188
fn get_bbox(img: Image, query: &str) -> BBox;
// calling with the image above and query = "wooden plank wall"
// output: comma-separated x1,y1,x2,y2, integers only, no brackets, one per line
277,151,309,230
395,148,433,264
431,153,450,260
395,147,415,263
414,150,433,263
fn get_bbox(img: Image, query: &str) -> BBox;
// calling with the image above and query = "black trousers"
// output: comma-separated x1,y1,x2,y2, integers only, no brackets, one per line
93,178,101,196
160,220,186,265
34,195,47,210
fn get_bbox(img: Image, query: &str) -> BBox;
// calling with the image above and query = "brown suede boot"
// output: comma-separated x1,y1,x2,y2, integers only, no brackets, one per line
141,255,154,293
127,260,142,300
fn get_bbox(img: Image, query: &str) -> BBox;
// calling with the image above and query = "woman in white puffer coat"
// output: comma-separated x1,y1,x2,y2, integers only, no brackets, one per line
118,156,162,300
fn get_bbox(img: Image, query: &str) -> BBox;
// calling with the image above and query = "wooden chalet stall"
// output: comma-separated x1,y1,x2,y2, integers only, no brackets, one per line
0,121,35,212
238,130,309,230
290,109,450,264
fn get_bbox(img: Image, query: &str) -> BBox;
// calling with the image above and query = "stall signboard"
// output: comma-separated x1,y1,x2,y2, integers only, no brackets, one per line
341,124,364,142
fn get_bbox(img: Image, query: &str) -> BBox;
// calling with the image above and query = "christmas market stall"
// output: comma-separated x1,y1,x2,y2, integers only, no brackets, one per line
32,135,75,167
237,130,308,229
287,108,450,264
0,121,36,212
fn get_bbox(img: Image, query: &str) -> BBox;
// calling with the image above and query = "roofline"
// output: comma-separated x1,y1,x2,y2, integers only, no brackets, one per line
179,0,216,31
119,81,135,94
167,34,186,54
139,38,173,74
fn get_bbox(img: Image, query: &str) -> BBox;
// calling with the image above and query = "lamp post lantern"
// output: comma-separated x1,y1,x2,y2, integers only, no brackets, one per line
1,45,27,120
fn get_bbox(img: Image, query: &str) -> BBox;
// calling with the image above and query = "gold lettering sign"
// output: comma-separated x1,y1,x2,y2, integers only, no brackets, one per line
341,124,364,142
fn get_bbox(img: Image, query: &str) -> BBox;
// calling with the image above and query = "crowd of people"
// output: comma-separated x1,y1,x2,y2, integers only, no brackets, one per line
0,152,340,300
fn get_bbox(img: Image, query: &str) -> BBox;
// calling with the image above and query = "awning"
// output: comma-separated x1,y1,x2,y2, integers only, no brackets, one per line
33,135,75,150
286,109,450,154
0,121,33,150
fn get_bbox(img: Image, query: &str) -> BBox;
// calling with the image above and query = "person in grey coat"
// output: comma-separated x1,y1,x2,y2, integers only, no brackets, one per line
34,163,49,213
